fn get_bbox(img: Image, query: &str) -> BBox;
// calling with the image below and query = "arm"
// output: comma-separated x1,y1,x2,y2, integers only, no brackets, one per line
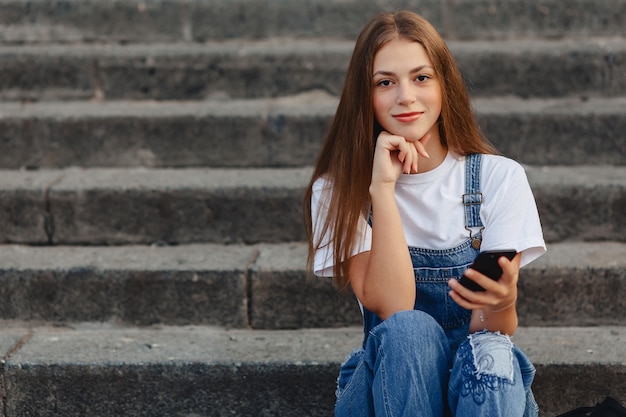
348,132,428,320
349,183,415,319
447,158,546,336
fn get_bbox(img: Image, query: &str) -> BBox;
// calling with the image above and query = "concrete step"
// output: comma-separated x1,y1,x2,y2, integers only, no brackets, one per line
0,167,310,245
0,322,623,417
0,38,623,101
0,241,623,328
0,165,624,245
0,96,624,169
0,0,623,44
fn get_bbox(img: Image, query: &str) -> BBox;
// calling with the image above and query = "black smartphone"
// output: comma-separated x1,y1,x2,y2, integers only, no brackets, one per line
459,250,517,292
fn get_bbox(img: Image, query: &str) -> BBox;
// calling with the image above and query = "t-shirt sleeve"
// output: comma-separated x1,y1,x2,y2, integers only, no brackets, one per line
480,157,546,268
311,177,372,277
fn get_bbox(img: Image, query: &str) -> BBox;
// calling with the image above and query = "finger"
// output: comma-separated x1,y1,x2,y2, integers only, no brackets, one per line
448,283,488,311
459,270,517,312
461,267,501,294
409,140,419,173
404,145,414,174
394,140,413,174
376,131,400,150
499,253,521,282
449,279,505,312
413,138,431,159
448,278,484,304
489,255,520,294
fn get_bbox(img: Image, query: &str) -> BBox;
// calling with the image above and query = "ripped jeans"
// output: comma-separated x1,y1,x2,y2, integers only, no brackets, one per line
334,310,539,417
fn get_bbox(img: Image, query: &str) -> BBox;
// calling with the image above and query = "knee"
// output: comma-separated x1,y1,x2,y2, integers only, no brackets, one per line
449,332,529,414
455,331,516,383
370,310,450,357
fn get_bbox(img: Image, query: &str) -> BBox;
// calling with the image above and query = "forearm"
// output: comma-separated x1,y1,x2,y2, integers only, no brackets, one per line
360,184,416,319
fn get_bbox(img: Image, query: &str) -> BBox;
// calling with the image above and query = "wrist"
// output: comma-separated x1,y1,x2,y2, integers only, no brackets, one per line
369,182,396,197
489,297,517,313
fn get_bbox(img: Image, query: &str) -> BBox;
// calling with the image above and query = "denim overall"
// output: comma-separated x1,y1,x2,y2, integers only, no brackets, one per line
334,154,539,417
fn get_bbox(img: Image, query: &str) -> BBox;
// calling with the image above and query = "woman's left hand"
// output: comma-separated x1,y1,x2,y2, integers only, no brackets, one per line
447,253,520,315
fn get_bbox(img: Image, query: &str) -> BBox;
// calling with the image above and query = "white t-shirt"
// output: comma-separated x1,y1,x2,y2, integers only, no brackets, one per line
312,152,546,277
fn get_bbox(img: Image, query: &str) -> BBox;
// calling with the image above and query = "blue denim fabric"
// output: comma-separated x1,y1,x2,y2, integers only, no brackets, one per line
449,331,539,417
335,154,539,417
336,311,451,417
336,311,539,417
362,239,477,355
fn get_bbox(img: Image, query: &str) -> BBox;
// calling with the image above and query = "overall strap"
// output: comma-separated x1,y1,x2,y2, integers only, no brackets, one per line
463,153,485,249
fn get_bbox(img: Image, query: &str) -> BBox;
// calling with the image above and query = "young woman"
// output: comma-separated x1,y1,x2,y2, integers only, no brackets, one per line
304,10,546,417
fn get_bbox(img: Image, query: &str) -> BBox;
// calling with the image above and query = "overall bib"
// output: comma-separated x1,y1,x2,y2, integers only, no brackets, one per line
334,154,539,417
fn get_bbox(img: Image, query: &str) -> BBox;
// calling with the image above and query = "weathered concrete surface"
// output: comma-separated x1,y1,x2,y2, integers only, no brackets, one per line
0,165,623,245
473,97,626,167
515,326,626,416
0,0,195,44
249,243,360,329
0,242,622,328
0,323,623,417
187,0,444,41
249,241,626,329
0,0,622,415
0,166,312,245
0,323,354,417
0,169,53,243
525,165,626,243
0,38,623,101
518,242,626,327
0,96,624,169
0,41,352,101
0,0,623,44
449,0,626,40
0,94,333,169
454,39,625,99
0,244,253,326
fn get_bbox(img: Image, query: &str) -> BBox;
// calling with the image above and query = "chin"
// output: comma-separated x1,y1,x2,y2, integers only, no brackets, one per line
403,132,428,142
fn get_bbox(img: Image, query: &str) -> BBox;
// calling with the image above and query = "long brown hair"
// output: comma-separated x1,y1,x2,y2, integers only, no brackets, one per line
303,10,498,290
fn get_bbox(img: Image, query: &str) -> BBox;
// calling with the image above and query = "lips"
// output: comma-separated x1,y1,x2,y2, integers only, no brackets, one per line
392,112,423,122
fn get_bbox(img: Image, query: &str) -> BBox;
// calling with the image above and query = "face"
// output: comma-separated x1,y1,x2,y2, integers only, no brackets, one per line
372,37,442,145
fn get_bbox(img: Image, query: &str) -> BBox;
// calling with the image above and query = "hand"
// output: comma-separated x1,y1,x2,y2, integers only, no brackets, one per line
447,253,521,313
371,131,430,187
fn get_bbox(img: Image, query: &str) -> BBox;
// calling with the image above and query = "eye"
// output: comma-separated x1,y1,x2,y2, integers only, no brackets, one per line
375,79,393,87
415,74,431,82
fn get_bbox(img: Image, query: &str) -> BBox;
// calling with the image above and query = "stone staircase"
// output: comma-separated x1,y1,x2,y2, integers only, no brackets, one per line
0,0,624,416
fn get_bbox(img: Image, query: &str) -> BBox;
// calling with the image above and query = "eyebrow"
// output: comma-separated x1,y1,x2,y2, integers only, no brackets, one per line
373,65,434,77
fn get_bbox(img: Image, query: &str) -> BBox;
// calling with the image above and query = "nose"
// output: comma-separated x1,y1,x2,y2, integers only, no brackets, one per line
395,81,416,105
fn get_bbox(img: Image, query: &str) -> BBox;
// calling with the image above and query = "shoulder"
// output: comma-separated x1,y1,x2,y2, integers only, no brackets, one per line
450,152,526,184
311,176,333,195
479,154,535,204
481,154,525,175
451,152,523,173
480,154,529,185
311,175,335,210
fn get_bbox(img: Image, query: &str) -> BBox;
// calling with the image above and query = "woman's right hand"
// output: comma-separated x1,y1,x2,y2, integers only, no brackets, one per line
371,131,430,187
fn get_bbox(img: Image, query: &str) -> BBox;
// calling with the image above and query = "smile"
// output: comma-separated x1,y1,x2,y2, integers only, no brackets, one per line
392,112,423,122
